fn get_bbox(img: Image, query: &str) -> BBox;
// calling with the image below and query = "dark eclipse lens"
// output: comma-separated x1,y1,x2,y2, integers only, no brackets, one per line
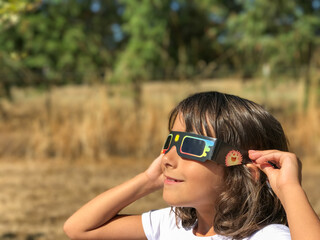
163,135,172,150
181,137,205,156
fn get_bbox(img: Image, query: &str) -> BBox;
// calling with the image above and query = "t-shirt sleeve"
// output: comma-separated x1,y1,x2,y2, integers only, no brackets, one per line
249,224,291,240
141,208,175,240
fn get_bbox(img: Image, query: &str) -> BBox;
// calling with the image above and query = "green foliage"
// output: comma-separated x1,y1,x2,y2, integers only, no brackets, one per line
114,0,170,82
0,0,41,29
225,0,320,78
0,0,319,98
0,0,122,89
114,0,220,82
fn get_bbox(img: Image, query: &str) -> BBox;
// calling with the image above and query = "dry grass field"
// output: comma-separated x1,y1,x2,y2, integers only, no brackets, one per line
0,79,319,239
0,160,318,240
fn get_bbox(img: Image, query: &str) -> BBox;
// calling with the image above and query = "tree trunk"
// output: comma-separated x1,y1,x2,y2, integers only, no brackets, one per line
302,42,313,112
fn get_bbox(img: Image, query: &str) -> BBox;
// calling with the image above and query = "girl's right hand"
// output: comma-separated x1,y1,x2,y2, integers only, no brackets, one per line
249,150,320,240
144,154,164,190
249,150,302,200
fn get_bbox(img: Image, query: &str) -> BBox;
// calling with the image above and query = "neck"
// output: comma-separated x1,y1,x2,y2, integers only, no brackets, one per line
193,207,216,237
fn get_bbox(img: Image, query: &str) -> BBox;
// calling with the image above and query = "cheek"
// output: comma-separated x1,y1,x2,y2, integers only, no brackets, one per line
162,161,226,207
193,170,224,195
204,164,225,189
186,163,225,198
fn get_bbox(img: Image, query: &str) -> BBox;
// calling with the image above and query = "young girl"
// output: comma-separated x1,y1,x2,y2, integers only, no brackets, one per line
64,91,320,240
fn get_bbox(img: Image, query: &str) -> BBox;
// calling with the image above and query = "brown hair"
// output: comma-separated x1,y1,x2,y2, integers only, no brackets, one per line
168,91,288,239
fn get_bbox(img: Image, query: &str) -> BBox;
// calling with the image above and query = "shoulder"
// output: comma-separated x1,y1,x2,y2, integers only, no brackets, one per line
142,207,176,226
142,207,178,239
248,224,291,240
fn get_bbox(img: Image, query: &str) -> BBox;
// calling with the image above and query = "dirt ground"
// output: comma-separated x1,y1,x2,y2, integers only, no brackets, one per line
0,159,319,240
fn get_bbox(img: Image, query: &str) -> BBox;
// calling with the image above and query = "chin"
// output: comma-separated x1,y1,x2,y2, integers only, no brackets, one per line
162,192,191,207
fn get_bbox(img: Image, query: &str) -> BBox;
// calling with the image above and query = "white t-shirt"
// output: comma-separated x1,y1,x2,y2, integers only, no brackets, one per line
142,207,291,240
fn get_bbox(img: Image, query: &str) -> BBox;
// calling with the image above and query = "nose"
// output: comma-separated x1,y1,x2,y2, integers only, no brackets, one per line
162,146,179,168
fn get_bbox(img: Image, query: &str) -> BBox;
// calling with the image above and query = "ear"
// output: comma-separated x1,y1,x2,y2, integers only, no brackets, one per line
246,163,260,182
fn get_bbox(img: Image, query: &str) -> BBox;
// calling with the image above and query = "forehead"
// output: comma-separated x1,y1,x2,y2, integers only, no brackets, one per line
171,112,216,138
171,113,186,132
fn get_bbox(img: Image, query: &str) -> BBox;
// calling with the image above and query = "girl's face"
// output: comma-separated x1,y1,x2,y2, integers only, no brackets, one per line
161,114,225,210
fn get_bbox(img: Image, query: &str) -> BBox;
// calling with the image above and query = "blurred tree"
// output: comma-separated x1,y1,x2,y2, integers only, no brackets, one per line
114,0,169,83
0,0,123,98
0,0,41,99
0,0,41,28
115,0,224,82
0,0,319,107
114,0,222,108
167,0,218,79
273,0,320,110
224,0,320,108
113,0,170,118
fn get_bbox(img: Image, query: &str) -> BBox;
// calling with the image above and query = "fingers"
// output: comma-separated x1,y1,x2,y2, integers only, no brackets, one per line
249,149,302,185
155,153,164,162
249,149,281,162
249,150,297,168
249,150,280,171
145,154,165,183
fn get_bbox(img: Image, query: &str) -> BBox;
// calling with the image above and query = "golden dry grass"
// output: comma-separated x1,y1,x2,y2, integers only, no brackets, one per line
0,160,318,240
0,78,319,239
0,78,318,163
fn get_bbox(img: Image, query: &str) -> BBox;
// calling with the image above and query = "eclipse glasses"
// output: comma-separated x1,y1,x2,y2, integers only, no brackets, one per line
161,131,250,166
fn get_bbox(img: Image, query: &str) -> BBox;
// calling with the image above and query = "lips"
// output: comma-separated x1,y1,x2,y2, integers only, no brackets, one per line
164,175,184,184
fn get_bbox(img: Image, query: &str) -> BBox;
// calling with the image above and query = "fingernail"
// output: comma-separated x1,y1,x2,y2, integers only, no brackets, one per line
261,163,271,170
248,150,257,154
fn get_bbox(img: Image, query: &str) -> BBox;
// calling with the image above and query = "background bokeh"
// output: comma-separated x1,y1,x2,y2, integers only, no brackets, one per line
0,1,319,239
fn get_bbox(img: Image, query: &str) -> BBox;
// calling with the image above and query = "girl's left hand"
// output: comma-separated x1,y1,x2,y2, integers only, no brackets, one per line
144,154,165,190
248,150,302,200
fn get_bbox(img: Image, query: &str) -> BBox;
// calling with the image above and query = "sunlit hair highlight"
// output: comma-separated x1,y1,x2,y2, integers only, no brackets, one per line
168,91,288,239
